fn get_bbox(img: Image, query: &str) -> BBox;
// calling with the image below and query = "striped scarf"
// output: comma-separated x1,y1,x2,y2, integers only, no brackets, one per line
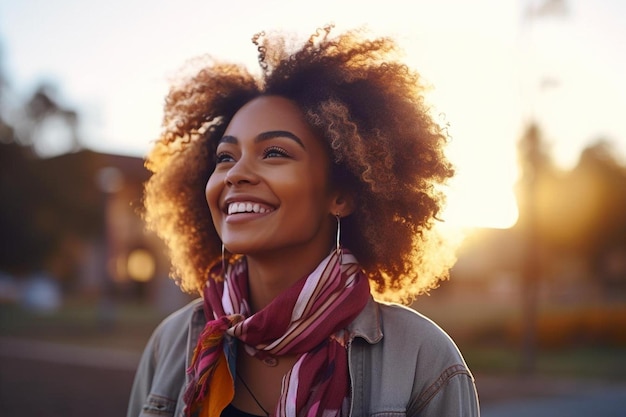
183,250,371,417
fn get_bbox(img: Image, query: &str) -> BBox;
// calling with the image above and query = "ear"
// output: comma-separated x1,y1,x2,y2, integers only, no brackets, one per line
329,190,355,218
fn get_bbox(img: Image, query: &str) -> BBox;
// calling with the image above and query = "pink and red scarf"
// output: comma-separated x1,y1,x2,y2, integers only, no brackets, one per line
184,250,371,417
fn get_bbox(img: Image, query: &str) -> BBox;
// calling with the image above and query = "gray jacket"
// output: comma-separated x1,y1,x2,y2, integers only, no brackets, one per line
127,297,480,417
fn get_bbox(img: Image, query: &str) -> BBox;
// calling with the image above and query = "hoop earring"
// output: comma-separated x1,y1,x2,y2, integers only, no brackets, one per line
221,243,227,280
335,214,342,263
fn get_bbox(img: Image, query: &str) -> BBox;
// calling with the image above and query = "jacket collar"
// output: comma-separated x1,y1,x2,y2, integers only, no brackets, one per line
347,296,383,344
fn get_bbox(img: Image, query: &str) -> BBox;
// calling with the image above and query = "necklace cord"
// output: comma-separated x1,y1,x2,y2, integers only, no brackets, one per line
235,369,271,417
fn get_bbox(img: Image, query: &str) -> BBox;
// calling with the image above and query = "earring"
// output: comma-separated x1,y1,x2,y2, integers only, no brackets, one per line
221,243,228,280
335,214,342,263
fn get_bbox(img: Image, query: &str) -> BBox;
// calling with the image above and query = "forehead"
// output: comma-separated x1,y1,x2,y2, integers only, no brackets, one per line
224,96,314,137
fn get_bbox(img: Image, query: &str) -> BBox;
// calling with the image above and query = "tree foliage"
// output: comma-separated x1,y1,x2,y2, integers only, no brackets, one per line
515,124,626,286
0,54,101,277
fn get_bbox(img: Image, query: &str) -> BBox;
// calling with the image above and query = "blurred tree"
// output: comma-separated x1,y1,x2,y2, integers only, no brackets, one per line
516,128,626,289
569,141,626,295
515,124,626,369
0,44,45,273
16,83,81,157
0,133,48,273
0,45,101,283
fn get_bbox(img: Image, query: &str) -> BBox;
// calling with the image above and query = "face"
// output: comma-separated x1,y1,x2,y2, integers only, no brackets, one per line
206,96,341,258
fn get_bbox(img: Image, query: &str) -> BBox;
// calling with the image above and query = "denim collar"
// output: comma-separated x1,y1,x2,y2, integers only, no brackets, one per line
347,296,384,344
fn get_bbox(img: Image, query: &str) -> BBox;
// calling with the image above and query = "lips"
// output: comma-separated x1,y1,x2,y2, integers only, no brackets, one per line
227,201,275,215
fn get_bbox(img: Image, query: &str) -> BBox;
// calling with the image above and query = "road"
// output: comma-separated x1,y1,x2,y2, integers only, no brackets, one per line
0,337,139,417
481,388,626,417
478,373,626,417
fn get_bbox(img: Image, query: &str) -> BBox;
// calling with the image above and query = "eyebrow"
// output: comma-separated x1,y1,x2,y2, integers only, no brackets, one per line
218,130,305,148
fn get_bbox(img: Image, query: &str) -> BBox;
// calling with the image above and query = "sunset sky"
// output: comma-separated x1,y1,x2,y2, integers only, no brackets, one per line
1,0,624,229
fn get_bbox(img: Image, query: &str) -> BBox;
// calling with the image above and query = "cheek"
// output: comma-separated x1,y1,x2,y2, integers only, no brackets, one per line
205,174,223,216
285,174,332,213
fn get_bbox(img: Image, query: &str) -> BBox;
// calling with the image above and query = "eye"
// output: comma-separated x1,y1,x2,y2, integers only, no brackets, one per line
215,152,235,164
263,146,291,159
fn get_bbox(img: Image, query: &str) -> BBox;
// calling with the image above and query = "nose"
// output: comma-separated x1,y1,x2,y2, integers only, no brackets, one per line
224,157,259,186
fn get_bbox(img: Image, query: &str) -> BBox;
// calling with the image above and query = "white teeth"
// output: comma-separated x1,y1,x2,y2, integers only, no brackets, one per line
227,201,273,215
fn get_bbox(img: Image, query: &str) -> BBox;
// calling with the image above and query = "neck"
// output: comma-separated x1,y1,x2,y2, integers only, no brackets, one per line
244,245,333,312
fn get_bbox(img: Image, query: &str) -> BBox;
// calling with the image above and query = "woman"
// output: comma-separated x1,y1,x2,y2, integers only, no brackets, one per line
128,26,479,417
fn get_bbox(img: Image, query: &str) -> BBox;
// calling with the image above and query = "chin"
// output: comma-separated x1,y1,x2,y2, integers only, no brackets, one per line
223,242,267,256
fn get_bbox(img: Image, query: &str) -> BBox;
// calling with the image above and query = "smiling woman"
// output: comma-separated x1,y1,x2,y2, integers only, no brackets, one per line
129,26,479,417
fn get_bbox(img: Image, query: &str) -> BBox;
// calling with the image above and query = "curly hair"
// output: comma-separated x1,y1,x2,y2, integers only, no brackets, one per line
143,26,456,304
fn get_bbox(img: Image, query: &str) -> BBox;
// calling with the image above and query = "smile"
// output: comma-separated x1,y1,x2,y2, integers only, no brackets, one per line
227,201,275,215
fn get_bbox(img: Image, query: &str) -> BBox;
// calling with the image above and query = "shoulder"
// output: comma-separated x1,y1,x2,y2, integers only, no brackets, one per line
377,301,465,360
155,298,203,332
350,298,465,360
149,298,204,355
351,299,471,373
128,298,204,417
348,300,478,415
157,297,204,328
379,302,478,412
355,301,478,414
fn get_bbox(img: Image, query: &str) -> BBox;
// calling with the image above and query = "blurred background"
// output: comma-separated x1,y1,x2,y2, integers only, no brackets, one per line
1,0,625,416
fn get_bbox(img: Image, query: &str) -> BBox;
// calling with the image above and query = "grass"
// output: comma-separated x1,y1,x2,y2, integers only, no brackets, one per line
463,346,626,381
